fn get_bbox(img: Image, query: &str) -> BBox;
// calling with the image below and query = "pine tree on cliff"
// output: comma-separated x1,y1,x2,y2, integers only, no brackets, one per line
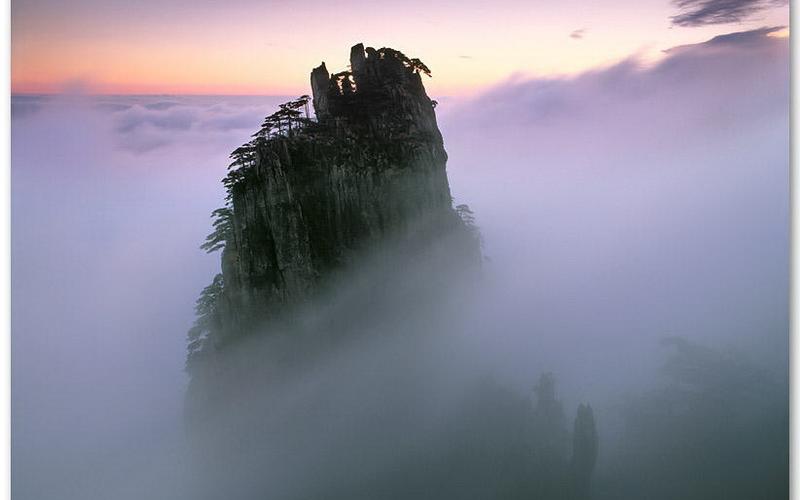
531,372,569,459
187,43,480,372
570,403,598,499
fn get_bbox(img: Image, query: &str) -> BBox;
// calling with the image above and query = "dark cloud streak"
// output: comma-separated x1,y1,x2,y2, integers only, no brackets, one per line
570,28,586,39
671,0,787,27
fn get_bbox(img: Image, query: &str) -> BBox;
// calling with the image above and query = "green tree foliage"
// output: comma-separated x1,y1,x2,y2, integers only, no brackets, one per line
597,337,788,499
408,57,432,77
200,207,233,253
189,95,315,360
531,372,569,459
376,47,432,77
253,95,312,139
221,96,314,200
456,203,483,252
571,404,598,499
186,273,224,366
455,203,476,227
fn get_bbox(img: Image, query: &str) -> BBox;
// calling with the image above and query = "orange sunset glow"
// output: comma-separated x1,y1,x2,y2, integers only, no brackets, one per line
10,0,792,498
12,0,789,95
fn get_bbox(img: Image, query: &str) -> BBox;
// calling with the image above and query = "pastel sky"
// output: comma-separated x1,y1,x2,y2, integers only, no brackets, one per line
11,0,789,95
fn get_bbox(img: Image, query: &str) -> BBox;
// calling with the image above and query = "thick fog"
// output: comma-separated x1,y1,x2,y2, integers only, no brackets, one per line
441,25,789,405
12,95,292,498
11,27,788,499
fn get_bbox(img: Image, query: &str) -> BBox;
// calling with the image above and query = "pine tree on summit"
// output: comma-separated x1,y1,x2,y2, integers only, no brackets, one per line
571,404,598,499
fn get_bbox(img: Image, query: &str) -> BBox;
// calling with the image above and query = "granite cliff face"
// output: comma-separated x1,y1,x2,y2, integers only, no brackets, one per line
187,43,479,369
184,45,598,500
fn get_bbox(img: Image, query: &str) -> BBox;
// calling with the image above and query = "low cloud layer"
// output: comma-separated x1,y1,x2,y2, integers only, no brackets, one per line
11,26,789,499
671,0,787,26
13,95,291,153
440,26,788,391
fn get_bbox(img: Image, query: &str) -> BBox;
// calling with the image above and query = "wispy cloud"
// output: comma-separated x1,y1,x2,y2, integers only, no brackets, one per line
439,27,788,406
671,0,787,27
570,29,587,40
447,27,787,131
665,25,786,52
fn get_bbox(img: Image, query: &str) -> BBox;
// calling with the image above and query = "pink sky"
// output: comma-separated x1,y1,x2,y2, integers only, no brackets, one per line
11,0,789,95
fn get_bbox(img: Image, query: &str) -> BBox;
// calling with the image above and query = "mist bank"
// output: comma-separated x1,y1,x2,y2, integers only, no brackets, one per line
11,95,288,499
184,221,599,500
10,27,789,500
440,26,788,392
438,26,789,497
182,31,788,499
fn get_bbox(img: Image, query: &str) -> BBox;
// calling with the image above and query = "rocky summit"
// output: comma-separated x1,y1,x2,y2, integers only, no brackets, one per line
182,44,597,500
186,43,480,372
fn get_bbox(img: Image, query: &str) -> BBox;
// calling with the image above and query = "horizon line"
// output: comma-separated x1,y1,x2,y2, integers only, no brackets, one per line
10,92,302,97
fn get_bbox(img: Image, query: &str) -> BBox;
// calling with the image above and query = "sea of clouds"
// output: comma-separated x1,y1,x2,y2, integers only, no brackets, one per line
11,27,788,499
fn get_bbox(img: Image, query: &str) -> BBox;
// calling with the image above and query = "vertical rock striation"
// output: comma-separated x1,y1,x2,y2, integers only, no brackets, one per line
183,44,597,500
187,43,479,369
